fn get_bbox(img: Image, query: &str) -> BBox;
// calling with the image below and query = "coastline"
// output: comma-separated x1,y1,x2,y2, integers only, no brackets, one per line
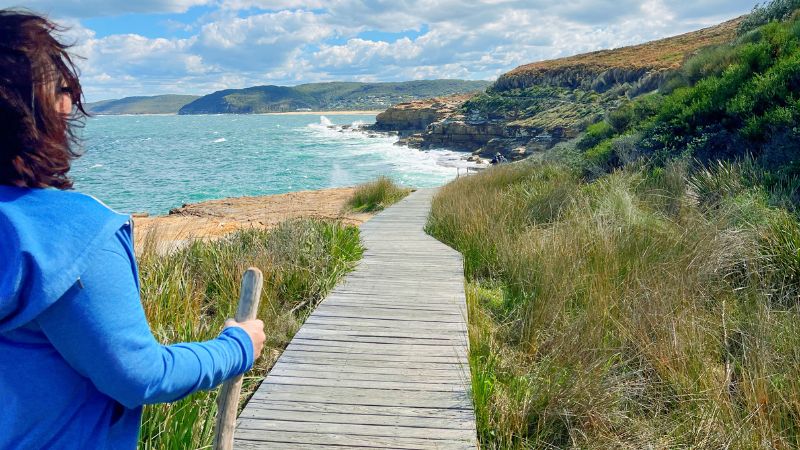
133,186,374,255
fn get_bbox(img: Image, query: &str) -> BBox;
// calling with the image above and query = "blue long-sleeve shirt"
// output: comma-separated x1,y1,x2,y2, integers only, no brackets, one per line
0,186,254,449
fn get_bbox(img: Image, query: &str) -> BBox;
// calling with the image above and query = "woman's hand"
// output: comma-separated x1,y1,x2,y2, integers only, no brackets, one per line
224,319,265,360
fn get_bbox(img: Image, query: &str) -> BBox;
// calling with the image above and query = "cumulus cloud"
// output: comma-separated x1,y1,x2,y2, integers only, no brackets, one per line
195,9,333,70
217,0,326,10
8,0,759,100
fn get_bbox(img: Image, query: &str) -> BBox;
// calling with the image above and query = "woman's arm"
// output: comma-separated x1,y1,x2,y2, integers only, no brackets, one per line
35,230,257,409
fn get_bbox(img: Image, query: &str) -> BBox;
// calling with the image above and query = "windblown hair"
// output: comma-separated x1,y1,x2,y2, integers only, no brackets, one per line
0,9,87,189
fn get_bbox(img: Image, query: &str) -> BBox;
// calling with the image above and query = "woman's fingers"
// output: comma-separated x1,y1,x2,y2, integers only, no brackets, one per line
225,319,265,360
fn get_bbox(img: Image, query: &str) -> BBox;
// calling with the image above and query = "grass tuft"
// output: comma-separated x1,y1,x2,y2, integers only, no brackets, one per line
345,176,411,213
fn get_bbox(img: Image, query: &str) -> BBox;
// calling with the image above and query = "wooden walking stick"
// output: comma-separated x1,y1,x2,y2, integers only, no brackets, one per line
213,267,263,450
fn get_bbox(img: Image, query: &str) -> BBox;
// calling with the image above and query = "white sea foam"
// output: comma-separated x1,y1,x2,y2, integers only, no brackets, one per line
213,137,227,143
306,116,467,184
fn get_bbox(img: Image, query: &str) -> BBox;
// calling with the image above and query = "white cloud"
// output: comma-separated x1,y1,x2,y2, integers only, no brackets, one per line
194,10,334,70
217,0,325,10
0,0,210,18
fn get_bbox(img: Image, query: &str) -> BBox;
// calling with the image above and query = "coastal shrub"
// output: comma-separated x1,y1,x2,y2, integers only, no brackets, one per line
345,176,411,212
739,0,800,35
583,139,615,173
137,220,362,449
676,43,740,87
577,121,615,150
430,161,800,448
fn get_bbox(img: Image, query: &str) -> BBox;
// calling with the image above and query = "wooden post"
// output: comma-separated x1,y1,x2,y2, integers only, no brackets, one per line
213,267,263,450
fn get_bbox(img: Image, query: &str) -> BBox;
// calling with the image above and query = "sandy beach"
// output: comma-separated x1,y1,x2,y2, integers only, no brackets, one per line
133,187,374,254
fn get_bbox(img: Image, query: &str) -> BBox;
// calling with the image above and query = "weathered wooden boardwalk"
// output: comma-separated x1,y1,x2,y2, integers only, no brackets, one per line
234,188,477,449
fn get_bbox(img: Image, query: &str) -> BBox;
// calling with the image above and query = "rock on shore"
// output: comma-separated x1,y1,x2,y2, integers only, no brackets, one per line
371,94,472,132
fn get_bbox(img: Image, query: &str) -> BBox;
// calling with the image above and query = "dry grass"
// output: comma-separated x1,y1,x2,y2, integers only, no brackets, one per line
500,17,741,78
428,161,800,448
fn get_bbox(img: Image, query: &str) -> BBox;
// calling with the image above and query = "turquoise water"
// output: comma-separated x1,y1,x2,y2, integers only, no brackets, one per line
72,114,466,214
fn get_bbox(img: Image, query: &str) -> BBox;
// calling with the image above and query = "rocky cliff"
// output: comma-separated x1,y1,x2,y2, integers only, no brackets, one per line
493,18,740,94
373,18,742,160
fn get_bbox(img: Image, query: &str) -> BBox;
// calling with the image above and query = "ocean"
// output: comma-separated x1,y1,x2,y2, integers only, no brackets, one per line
71,113,470,215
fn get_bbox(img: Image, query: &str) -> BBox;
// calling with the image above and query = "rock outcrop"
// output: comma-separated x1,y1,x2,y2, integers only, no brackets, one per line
371,94,473,132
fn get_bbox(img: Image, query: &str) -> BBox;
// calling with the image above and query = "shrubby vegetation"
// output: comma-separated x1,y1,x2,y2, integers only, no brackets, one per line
581,12,800,181
136,221,362,449
739,0,800,35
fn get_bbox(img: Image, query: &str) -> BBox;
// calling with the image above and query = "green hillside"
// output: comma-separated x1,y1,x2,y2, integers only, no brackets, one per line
579,5,800,182
177,85,318,114
178,80,490,114
86,95,200,115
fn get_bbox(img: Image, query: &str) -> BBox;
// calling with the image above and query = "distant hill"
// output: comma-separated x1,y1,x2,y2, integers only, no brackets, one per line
178,80,491,114
86,95,201,115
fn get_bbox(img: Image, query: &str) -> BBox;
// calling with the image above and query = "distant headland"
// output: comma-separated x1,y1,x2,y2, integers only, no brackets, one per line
85,80,490,115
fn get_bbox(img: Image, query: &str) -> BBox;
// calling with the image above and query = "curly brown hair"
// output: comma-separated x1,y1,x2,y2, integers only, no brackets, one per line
0,9,88,189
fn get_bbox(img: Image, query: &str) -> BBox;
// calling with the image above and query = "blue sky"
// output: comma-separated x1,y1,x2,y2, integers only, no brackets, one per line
0,0,761,101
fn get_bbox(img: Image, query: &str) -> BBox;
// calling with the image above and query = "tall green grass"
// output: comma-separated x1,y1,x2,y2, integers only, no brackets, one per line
345,176,411,212
428,161,800,448
136,219,362,449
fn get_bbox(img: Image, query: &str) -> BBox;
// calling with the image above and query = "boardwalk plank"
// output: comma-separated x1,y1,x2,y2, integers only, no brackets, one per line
264,375,469,392
240,400,474,419
239,408,474,430
235,430,474,450
236,418,475,441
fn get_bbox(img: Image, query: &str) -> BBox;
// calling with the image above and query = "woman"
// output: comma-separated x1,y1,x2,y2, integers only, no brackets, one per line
0,10,266,449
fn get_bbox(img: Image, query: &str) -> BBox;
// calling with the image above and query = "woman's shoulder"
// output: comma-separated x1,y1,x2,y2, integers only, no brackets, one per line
0,186,134,332
0,185,130,257
1,186,128,232
0,185,119,213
